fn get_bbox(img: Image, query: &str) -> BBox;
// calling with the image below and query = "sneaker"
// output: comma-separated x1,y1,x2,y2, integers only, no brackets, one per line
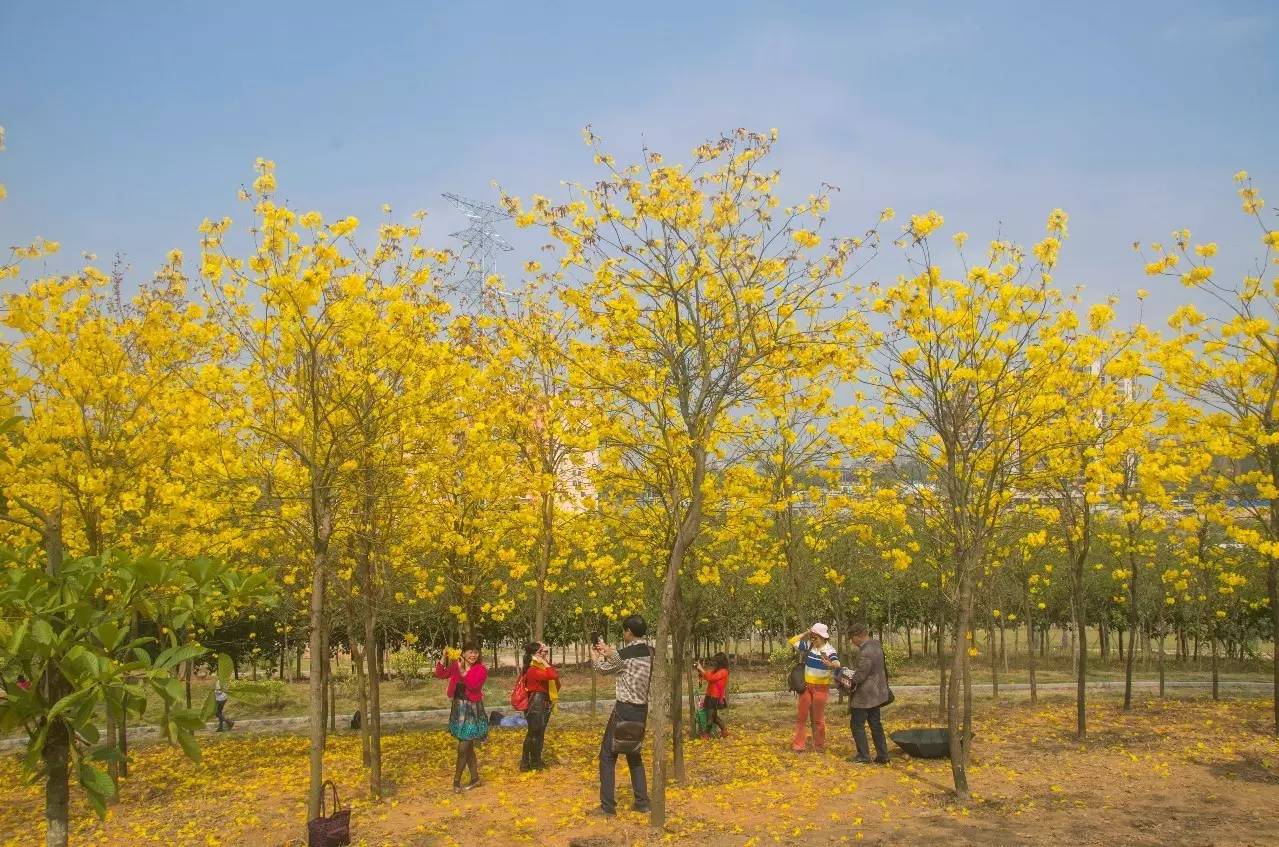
463,778,482,791
588,807,616,818
632,803,651,813
850,756,872,764
874,757,890,765
452,784,463,794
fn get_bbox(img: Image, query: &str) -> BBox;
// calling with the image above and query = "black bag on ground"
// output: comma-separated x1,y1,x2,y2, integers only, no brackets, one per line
307,780,351,847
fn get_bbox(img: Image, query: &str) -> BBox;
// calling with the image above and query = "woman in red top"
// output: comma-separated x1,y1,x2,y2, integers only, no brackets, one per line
519,642,560,771
434,641,488,793
696,652,730,738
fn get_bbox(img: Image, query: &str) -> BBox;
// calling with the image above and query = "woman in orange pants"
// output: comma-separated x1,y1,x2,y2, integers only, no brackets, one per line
788,623,840,752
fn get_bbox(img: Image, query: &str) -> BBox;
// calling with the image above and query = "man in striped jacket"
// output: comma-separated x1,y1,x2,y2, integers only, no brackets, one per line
591,615,654,816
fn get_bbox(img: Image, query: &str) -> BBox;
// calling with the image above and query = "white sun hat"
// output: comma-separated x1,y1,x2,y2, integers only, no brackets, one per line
809,622,830,640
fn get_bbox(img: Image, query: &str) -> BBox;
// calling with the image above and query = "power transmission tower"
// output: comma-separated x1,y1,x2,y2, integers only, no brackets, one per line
442,192,513,307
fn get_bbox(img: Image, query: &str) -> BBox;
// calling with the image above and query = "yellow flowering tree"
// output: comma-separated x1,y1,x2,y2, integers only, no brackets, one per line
866,209,1085,798
196,159,455,819
1031,320,1155,739
490,287,598,641
505,127,877,826
1149,172,1279,734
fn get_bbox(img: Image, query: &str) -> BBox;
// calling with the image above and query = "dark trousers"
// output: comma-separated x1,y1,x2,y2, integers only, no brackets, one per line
701,696,726,737
851,706,888,761
599,702,648,813
215,699,228,730
521,693,551,768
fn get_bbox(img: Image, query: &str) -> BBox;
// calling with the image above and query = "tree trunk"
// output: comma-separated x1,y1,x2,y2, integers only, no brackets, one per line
533,488,555,642
105,700,119,783
947,555,976,801
989,625,999,701
1071,543,1090,742
671,618,686,783
938,633,949,721
44,719,70,847
328,652,337,733
1269,552,1278,736
319,621,329,745
118,612,134,778
305,502,333,823
1000,618,1007,675
1158,617,1166,698
42,510,71,847
1124,565,1138,710
360,558,383,798
686,660,698,741
1211,635,1219,701
1025,592,1038,706
648,453,706,829
349,608,371,768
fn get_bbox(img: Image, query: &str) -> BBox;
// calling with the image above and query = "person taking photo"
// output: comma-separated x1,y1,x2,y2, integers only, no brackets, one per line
695,652,729,739
591,615,654,816
434,642,488,792
519,641,559,771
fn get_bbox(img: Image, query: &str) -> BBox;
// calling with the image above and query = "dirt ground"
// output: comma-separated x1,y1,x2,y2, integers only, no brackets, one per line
1,693,1276,846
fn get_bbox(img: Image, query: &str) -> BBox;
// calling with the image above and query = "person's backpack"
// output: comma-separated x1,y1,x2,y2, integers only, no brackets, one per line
510,671,530,712
787,649,808,694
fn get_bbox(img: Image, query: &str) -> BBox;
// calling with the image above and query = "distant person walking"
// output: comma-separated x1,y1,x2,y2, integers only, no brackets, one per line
844,622,891,764
519,641,560,771
788,623,840,753
591,615,654,816
435,642,488,792
695,652,730,739
214,680,234,731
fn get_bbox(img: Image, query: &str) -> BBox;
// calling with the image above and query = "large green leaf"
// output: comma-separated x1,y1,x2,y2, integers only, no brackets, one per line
6,618,28,655
21,722,48,773
77,761,116,817
155,643,206,673
47,688,94,722
29,618,54,647
173,723,201,765
93,621,122,651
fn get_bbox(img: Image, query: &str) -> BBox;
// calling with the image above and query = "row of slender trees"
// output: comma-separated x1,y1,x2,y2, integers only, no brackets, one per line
2,129,1277,843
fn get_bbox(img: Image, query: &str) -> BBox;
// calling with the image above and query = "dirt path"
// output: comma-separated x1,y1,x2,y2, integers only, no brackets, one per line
2,679,1267,754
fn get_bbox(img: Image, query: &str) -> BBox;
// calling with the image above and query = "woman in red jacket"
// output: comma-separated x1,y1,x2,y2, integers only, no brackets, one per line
434,641,488,793
519,641,560,771
696,652,730,738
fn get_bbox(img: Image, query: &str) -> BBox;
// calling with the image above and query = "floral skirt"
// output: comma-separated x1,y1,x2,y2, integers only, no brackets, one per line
449,698,489,742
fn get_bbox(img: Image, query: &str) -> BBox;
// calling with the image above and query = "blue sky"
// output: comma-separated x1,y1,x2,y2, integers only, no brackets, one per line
1,0,1275,321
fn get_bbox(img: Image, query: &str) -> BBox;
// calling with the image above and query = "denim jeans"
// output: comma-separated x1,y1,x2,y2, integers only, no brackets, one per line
851,706,888,761
599,701,648,812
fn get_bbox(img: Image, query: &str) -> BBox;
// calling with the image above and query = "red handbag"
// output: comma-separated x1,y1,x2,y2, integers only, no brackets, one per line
307,780,351,847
